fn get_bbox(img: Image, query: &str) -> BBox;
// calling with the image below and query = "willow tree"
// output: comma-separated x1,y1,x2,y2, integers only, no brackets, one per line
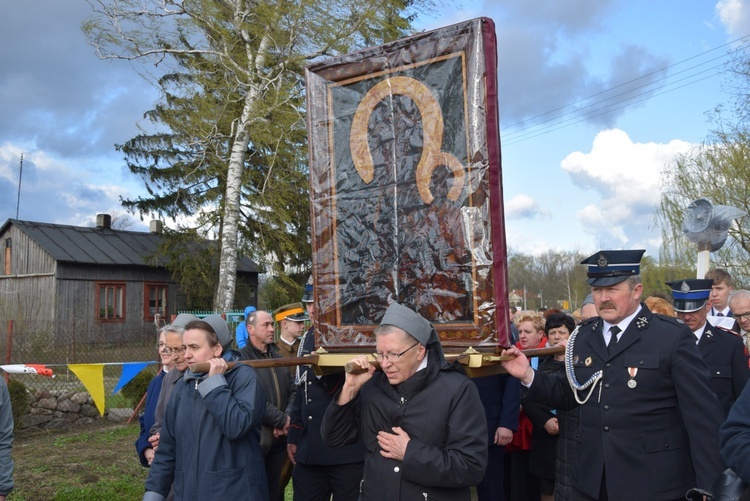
657,129,750,281
657,43,750,283
82,0,428,311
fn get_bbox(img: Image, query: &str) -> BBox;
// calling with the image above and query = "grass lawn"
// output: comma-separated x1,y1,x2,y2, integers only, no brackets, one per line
9,422,295,500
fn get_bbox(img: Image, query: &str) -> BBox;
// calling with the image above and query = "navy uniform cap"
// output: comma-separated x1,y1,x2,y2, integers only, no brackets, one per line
667,279,712,313
581,249,646,286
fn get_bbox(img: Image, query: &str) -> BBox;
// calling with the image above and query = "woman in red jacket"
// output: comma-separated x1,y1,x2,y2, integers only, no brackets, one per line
505,311,547,500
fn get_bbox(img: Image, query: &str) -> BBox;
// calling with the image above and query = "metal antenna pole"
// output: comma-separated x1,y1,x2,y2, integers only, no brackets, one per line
15,153,23,219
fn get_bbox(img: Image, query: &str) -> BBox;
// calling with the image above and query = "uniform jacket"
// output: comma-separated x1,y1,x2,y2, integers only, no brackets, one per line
525,304,724,501
696,321,749,417
275,336,301,378
720,374,750,484
143,365,268,501
321,351,488,500
288,328,364,466
239,341,296,452
136,368,166,467
275,337,300,360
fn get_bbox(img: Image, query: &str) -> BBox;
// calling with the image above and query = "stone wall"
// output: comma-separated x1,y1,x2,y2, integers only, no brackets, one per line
22,389,131,430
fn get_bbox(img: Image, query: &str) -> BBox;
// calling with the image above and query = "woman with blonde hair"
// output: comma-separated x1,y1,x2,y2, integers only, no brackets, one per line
505,311,546,501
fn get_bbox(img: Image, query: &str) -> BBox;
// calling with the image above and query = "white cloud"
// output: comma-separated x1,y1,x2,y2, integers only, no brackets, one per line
716,0,750,35
505,194,549,219
561,129,695,250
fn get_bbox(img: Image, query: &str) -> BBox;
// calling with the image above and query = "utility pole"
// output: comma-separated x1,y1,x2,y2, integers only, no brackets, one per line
15,153,23,219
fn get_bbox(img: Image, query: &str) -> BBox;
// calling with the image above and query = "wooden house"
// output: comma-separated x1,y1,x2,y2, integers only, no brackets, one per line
0,215,259,347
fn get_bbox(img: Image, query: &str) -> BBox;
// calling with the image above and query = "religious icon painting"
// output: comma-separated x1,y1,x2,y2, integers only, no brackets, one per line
305,18,509,349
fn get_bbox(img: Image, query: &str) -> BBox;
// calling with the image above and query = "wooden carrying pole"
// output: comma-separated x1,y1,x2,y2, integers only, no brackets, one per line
187,346,565,376
189,354,320,375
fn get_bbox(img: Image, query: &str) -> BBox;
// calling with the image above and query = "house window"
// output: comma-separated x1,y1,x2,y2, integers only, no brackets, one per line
145,283,168,321
97,282,125,322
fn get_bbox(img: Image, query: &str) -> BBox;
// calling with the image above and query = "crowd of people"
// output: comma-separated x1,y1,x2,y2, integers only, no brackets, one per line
134,250,750,501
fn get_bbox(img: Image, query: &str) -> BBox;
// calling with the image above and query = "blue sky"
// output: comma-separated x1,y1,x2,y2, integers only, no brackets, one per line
1,0,748,259
423,0,750,258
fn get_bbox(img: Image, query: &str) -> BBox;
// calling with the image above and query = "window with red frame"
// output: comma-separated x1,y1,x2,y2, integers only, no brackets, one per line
97,282,125,321
145,283,168,321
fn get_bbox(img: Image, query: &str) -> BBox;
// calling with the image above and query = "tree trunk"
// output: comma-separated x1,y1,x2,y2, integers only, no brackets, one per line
214,33,271,313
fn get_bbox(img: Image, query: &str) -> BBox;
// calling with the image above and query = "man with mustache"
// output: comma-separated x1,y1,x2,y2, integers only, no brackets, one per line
501,250,723,501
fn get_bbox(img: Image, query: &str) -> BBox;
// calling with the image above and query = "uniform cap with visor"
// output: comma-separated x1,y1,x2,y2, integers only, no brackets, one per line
274,303,309,322
666,279,713,313
581,249,646,286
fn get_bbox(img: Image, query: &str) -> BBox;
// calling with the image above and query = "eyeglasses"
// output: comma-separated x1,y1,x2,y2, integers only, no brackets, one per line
374,342,420,362
732,311,750,320
163,346,186,356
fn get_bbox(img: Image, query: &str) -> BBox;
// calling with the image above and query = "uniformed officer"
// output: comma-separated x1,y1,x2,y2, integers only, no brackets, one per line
274,302,309,363
501,249,724,501
287,279,364,501
667,278,749,418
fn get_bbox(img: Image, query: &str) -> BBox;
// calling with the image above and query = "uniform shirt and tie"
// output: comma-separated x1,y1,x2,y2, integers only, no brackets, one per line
691,324,706,344
711,306,731,317
602,306,641,352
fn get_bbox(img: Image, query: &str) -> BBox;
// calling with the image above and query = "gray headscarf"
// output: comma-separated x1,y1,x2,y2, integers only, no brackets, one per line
380,302,445,363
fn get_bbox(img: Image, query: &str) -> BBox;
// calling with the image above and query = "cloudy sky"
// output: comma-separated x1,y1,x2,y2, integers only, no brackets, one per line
1,0,749,259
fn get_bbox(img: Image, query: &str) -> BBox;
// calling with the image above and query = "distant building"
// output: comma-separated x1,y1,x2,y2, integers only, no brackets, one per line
0,215,259,346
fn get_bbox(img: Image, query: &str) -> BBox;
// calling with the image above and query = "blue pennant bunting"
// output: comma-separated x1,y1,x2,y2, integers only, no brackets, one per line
112,362,152,395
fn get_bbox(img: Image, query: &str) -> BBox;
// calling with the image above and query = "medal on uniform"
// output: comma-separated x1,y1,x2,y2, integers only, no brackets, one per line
627,367,638,388
585,357,592,367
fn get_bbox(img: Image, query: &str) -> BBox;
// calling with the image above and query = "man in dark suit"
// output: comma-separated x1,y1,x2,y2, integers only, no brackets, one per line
501,250,724,501
668,278,749,418
472,373,520,501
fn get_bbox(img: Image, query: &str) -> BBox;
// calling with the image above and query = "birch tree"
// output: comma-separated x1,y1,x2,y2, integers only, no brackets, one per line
83,0,428,311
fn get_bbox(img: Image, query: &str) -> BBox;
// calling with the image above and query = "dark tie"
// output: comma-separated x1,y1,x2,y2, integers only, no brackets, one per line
608,326,621,354
717,312,724,317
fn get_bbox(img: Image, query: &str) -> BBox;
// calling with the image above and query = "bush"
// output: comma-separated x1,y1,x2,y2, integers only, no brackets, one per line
120,367,158,408
7,377,29,430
